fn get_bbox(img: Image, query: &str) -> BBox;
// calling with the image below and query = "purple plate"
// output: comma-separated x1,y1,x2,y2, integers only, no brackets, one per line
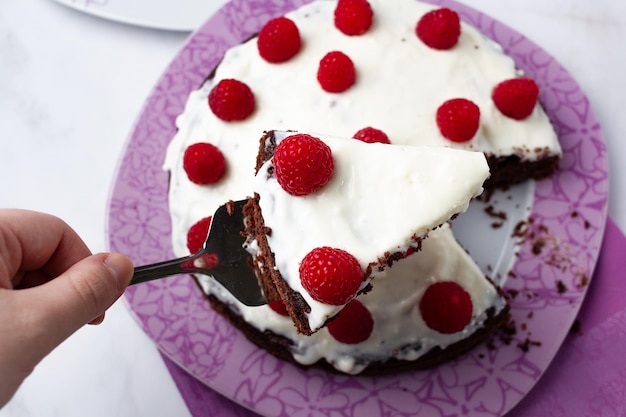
106,1,609,416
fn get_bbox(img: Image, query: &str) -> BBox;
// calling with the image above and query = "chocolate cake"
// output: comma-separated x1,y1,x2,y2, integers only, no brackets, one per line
162,0,560,374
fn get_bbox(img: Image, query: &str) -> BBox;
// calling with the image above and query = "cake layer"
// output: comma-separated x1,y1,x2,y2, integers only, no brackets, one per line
245,130,490,334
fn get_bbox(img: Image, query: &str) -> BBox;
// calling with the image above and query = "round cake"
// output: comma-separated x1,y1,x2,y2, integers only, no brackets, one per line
163,0,561,375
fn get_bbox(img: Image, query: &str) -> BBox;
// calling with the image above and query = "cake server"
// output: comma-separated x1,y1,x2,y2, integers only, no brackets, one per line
129,200,266,306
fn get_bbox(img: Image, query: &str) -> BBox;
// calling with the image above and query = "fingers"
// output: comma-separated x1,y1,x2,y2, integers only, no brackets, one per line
88,312,106,325
13,253,133,364
0,209,92,289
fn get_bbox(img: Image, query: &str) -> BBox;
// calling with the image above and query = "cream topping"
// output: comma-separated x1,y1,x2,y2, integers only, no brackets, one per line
252,131,489,332
163,0,560,267
198,224,505,375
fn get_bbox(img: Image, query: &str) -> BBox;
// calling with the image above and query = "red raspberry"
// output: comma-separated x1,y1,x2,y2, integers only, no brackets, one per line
327,299,374,344
268,300,290,316
436,98,481,142
186,216,212,253
334,0,373,36
419,281,473,334
273,134,334,196
257,17,301,63
317,51,356,93
208,78,255,121
353,127,391,144
416,8,461,50
492,77,540,120
299,246,363,305
183,142,226,184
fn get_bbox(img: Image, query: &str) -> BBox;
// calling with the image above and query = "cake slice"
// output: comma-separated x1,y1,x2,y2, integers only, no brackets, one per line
208,223,508,375
244,130,490,335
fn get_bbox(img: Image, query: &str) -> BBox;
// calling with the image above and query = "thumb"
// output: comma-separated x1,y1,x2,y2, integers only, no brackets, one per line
17,253,133,362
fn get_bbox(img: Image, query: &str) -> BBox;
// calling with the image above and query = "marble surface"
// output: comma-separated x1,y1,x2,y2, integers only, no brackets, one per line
0,0,624,416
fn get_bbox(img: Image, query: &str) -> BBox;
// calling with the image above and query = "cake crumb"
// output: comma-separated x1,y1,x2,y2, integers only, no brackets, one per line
517,337,541,352
485,205,507,220
505,289,519,300
491,221,504,229
569,319,582,335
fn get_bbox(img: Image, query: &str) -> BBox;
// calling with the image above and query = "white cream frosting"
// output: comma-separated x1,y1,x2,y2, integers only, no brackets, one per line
252,130,489,332
160,0,558,373
163,0,561,265
198,223,505,375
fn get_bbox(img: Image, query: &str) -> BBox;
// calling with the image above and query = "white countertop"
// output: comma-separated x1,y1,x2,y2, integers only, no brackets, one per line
0,0,624,416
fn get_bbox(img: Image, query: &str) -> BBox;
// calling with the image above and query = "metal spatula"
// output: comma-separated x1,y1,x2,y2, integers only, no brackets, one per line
130,200,266,306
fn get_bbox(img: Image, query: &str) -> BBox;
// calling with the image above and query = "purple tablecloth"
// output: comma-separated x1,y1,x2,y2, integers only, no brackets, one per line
160,217,626,417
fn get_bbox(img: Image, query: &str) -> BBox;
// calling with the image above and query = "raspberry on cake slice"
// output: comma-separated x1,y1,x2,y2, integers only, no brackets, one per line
243,130,490,335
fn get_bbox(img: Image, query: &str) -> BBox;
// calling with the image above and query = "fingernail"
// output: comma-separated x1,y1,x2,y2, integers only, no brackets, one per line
103,253,133,291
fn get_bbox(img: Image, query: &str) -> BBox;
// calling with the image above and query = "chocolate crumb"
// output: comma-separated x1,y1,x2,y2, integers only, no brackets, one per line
226,199,235,215
531,239,545,255
518,337,541,352
485,205,507,220
569,319,582,335
557,280,567,294
505,289,519,300
512,220,528,238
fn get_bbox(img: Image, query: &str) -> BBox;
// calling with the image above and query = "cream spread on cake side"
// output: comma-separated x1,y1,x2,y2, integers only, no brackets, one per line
249,130,489,332
198,223,505,375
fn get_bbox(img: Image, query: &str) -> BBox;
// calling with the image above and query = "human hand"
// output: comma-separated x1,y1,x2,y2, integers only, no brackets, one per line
0,209,133,408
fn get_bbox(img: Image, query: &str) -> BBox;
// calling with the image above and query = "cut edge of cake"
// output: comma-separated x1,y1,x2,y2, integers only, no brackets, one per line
244,130,491,335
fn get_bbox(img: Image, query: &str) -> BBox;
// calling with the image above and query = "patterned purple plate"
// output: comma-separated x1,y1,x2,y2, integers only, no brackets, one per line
106,1,608,416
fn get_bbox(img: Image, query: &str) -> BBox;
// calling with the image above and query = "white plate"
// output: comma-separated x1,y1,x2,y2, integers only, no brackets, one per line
51,0,229,31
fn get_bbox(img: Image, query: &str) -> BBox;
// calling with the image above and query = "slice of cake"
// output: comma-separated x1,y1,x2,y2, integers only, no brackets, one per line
243,130,490,335
204,222,508,375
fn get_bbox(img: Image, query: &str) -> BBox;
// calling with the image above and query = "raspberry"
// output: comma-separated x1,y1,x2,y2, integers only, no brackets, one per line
208,78,255,121
186,216,212,253
327,299,374,344
334,0,373,36
183,142,226,184
257,17,301,63
353,127,391,144
268,300,289,316
436,98,481,142
492,77,540,120
267,300,289,317
299,246,363,305
416,8,461,50
273,134,334,196
317,51,356,93
419,281,473,334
